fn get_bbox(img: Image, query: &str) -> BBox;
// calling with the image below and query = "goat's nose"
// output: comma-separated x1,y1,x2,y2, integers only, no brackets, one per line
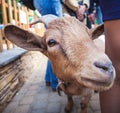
94,61,114,77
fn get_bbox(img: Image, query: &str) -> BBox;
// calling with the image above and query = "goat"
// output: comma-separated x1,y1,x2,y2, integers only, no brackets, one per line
3,16,116,113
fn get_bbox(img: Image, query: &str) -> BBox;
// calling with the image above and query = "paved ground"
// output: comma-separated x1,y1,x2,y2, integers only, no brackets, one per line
2,55,101,113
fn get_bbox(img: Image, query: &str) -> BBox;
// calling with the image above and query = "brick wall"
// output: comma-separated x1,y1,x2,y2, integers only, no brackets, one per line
0,51,46,112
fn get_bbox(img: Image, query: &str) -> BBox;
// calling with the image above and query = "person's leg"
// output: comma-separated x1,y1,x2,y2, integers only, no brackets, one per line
50,72,58,91
48,60,58,90
33,0,52,15
96,6,103,24
86,16,92,29
34,0,62,17
51,0,62,17
44,60,51,86
45,60,58,90
100,19,120,113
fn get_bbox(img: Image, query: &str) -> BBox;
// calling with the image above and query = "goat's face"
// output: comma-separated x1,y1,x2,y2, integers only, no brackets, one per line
4,17,115,91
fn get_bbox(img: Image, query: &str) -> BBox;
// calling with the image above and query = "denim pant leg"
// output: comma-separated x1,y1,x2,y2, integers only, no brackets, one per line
45,60,51,82
96,6,103,24
45,60,58,88
34,0,61,89
50,70,58,89
33,0,51,15
33,0,62,17
51,0,62,17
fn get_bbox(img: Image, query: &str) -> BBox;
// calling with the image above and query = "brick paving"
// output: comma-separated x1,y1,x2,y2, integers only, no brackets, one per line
2,55,101,113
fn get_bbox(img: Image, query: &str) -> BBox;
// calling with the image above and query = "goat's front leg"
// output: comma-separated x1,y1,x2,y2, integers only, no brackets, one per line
65,95,73,113
80,90,92,113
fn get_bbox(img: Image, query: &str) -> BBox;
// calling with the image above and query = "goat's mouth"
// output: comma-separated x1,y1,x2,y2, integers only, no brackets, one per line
81,77,111,87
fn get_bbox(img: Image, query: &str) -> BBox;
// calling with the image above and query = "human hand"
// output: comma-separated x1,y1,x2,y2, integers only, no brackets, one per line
88,13,96,23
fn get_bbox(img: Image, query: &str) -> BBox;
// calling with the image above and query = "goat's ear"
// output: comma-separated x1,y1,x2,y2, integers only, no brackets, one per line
91,24,104,40
4,25,47,53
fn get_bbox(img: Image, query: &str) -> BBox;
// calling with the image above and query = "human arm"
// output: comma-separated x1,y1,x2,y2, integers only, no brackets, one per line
62,0,88,21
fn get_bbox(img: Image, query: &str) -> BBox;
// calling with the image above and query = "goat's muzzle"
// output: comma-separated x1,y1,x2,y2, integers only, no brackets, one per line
94,61,115,83
80,61,116,91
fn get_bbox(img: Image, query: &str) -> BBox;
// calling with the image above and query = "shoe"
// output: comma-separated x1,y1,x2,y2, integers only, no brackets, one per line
46,81,50,86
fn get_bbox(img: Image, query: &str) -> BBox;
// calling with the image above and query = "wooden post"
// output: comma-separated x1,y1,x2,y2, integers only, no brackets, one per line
1,0,11,50
1,0,7,25
0,30,3,52
8,0,13,23
0,0,42,51
13,0,17,24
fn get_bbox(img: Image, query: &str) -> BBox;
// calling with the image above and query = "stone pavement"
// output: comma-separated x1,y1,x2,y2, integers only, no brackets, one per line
2,54,101,113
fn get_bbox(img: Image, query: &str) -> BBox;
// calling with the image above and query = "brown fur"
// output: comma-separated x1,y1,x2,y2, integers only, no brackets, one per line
4,17,116,113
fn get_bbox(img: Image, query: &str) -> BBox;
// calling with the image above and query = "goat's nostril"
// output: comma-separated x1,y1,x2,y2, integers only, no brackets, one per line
94,61,115,82
94,61,112,72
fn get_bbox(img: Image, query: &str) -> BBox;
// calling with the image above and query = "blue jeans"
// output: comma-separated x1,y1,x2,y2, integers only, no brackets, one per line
45,60,58,88
34,0,62,89
33,0,62,17
96,6,103,24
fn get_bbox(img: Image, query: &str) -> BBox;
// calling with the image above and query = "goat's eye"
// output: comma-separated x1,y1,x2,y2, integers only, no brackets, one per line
48,39,57,47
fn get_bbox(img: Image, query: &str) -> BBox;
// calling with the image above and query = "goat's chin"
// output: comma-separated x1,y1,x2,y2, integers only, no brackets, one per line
78,77,114,92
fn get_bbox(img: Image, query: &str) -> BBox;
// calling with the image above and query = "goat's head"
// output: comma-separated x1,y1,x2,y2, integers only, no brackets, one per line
3,16,116,91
